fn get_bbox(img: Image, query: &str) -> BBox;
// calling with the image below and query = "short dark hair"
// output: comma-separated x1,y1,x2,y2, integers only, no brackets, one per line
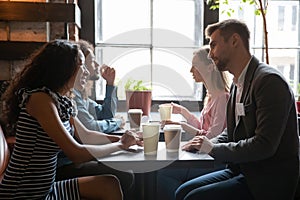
77,39,94,57
205,19,250,51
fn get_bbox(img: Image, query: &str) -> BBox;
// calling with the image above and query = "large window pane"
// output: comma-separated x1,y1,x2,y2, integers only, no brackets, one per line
152,47,198,99
97,0,151,43
153,0,197,47
95,47,151,99
253,48,299,91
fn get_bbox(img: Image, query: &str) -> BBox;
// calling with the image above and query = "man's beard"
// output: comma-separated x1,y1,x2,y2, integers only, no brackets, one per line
215,59,227,72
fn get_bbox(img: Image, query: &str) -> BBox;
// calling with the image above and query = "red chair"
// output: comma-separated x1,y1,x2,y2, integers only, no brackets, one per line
0,125,10,182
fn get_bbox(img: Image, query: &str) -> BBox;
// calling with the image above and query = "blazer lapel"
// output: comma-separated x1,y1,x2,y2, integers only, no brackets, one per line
227,84,236,138
240,56,260,103
233,57,260,137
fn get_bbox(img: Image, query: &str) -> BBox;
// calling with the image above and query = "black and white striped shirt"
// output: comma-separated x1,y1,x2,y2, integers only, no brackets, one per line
0,87,80,200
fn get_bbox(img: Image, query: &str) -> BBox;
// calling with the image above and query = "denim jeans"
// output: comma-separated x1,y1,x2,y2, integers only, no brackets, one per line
175,169,254,200
156,164,225,200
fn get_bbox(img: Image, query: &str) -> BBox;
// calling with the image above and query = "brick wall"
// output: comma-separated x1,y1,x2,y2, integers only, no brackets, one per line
0,0,79,81
0,0,80,114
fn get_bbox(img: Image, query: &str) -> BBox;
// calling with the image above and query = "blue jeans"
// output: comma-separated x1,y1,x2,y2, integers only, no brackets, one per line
157,164,225,200
175,169,254,200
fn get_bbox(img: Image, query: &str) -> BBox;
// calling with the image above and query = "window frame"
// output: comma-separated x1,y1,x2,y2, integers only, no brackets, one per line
78,0,218,112
95,0,204,101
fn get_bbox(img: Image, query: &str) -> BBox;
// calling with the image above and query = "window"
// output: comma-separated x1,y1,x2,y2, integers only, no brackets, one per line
92,0,299,102
292,6,297,31
94,0,204,101
219,0,300,96
278,6,285,31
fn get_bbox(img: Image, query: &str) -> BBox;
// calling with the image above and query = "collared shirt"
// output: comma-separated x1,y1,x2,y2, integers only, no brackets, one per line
234,56,253,124
73,86,122,133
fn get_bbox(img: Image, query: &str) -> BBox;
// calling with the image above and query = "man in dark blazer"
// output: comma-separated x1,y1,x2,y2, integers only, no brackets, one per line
175,19,299,200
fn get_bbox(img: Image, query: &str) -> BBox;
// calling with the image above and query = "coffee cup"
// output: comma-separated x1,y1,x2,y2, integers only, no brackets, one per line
142,123,160,155
159,104,173,121
128,109,143,130
163,124,182,152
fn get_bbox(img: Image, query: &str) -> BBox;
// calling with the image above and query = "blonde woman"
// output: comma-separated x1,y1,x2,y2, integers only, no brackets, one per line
157,46,231,200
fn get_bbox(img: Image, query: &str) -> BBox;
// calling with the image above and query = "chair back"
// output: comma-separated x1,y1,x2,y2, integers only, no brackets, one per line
0,125,9,182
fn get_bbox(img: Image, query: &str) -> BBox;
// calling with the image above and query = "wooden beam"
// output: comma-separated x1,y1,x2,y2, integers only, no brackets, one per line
0,41,45,60
78,0,95,46
0,2,81,28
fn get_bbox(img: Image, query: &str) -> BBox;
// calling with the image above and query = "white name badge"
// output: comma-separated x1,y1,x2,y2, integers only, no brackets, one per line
236,103,245,116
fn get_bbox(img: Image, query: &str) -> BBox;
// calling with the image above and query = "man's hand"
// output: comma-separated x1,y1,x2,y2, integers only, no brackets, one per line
100,64,115,86
182,136,213,153
115,115,126,129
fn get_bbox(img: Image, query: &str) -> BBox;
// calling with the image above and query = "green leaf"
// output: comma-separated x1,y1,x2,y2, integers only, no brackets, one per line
125,79,134,90
125,79,151,91
255,9,261,15
249,0,255,5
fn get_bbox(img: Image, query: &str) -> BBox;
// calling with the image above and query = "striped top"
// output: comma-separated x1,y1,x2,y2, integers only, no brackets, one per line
0,87,80,200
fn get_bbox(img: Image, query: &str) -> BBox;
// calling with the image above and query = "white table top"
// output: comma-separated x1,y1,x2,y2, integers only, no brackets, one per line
97,142,214,173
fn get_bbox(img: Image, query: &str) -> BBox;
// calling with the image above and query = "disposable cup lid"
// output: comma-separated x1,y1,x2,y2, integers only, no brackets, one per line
159,104,172,108
163,124,182,130
128,109,143,114
142,122,160,126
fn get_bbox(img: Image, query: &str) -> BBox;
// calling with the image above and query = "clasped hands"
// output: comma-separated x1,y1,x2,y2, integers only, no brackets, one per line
182,135,213,154
119,130,143,150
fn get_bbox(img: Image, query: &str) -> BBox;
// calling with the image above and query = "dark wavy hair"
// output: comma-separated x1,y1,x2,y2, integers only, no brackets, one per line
1,39,80,134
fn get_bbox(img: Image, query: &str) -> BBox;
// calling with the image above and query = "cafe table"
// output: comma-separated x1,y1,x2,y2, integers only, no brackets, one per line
97,142,214,200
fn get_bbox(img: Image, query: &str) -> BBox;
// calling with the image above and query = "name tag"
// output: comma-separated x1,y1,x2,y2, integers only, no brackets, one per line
236,103,245,116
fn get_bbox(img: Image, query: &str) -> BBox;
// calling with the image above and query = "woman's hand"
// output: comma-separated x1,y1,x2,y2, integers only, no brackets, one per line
119,130,143,150
160,120,181,129
196,129,207,136
171,102,185,114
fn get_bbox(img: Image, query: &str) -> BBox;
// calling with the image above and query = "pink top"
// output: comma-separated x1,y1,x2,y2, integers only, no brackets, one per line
186,92,229,139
